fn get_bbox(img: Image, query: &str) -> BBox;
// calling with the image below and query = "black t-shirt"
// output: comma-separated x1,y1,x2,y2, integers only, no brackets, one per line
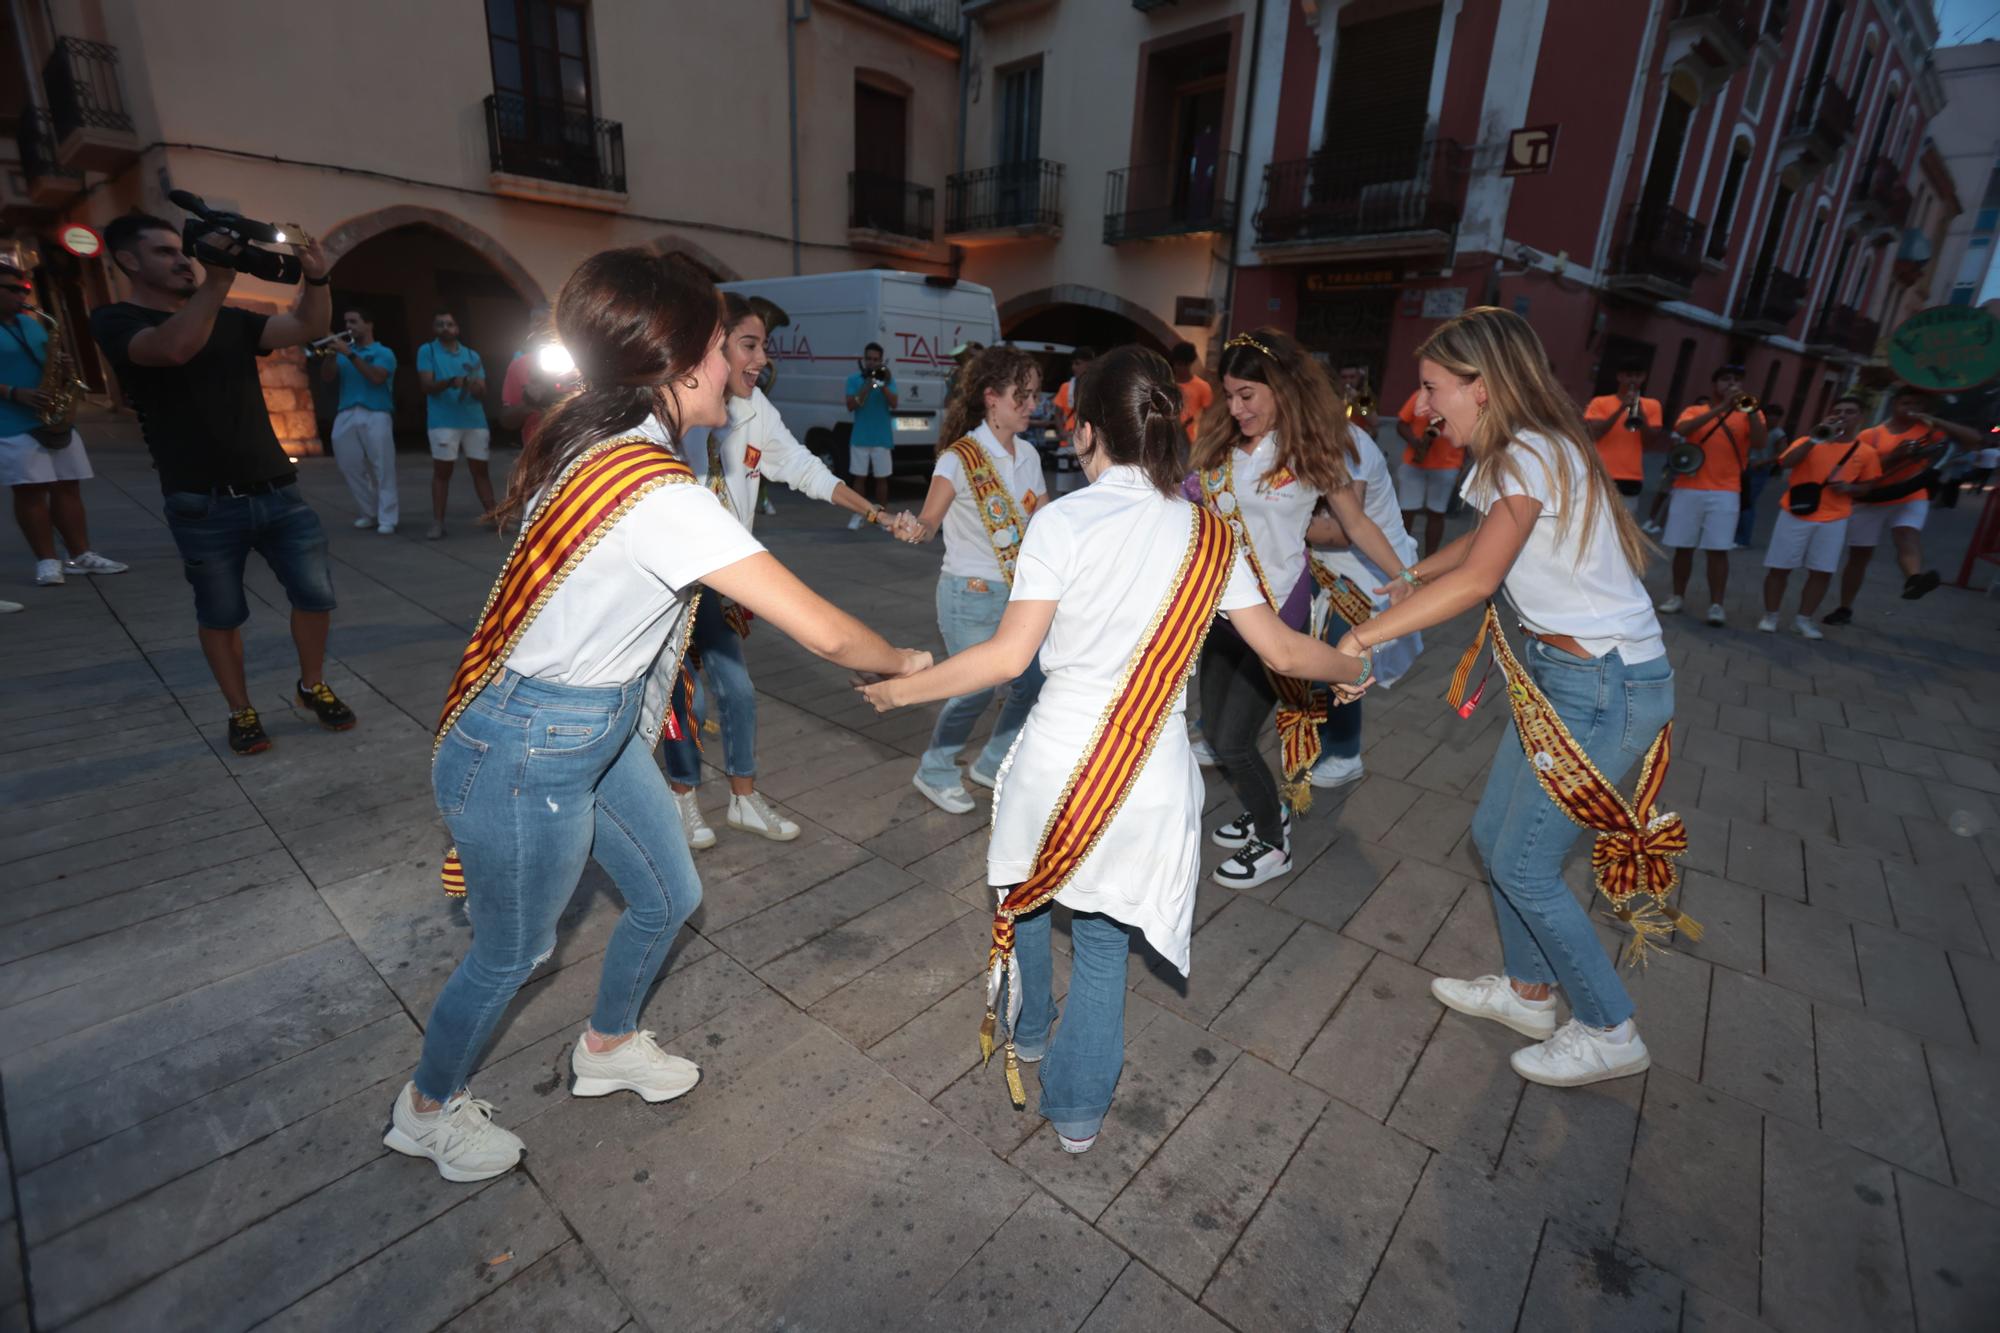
89,302,295,494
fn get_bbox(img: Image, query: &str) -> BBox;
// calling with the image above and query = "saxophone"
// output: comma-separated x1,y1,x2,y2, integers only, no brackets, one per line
23,308,87,439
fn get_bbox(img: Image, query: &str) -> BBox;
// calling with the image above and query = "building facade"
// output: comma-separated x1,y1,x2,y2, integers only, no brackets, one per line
1924,38,2000,309
1229,0,1956,427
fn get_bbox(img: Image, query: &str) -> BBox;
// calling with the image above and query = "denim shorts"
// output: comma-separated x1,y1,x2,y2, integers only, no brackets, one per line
162,485,337,630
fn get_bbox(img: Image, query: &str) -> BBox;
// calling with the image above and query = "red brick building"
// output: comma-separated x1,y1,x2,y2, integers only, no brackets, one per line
1229,0,1957,427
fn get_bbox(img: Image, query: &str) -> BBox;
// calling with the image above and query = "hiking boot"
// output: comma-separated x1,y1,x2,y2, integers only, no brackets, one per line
227,707,271,755
296,680,357,731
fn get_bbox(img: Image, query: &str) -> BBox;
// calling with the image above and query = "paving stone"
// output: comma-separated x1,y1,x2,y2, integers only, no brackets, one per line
1698,764,1767,822
920,1190,1128,1330
1349,1155,1542,1333
1074,1262,1229,1333
1676,872,1764,976
1875,735,1948,779
1812,1002,1950,1181
1701,967,1816,1123
1726,820,1804,900
1683,727,1741,772
1835,802,1914,863
1415,879,1501,981
1953,949,2000,1048
1328,774,1423,842
753,884,969,1007
1099,1054,1327,1293
1201,1097,1428,1333
1896,1169,2000,1333
1514,1221,1683,1333
439,1239,631,1332
1823,725,1886,766
1615,943,1710,1081
1762,782,1833,840
1341,858,1470,965
1799,753,1864,801
1760,1116,1913,1333
865,972,989,1102
1761,894,1862,1007
690,830,878,934
1903,813,1996,885
1210,921,1370,1069
1766,714,1823,755
0,849,302,966
1268,838,1399,931
1852,922,1973,1046
1292,951,1441,1118
810,909,992,1049
1927,1040,2000,1209
1131,893,1298,1026
1386,1010,1524,1169
1880,866,1984,957
1619,1069,1764,1312
1498,1075,1644,1235
1801,838,1894,924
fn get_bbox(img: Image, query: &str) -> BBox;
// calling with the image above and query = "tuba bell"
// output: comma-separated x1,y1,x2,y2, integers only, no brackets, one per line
24,307,87,445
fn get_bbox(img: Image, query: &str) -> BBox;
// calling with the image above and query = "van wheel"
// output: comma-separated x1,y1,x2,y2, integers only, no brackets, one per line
805,427,837,472
828,423,853,480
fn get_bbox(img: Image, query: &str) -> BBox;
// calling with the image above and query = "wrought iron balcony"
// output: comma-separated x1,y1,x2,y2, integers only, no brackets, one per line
1607,204,1706,299
484,92,626,199
1735,268,1808,333
849,170,935,242
1783,82,1854,169
1852,156,1913,229
1104,151,1238,244
1254,139,1467,258
13,107,82,207
1808,304,1880,356
1671,0,1758,79
41,37,137,173
849,0,962,40
945,160,1062,240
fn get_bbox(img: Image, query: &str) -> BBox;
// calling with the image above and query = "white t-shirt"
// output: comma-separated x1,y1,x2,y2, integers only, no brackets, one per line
1217,431,1321,608
679,387,838,534
505,415,766,688
932,421,1049,581
1460,430,1665,663
990,465,1264,973
1313,426,1417,591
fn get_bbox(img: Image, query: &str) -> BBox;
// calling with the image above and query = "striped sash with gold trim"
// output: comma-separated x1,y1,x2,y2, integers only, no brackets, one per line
945,435,1036,586
434,435,698,898
979,505,1235,1108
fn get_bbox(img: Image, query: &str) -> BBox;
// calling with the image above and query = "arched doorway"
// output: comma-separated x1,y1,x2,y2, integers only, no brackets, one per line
318,213,539,447
998,285,1179,355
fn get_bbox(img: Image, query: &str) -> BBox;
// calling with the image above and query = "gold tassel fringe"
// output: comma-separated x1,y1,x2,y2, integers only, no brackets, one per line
1662,903,1704,943
978,1008,996,1065
1282,775,1313,815
1003,1044,1027,1110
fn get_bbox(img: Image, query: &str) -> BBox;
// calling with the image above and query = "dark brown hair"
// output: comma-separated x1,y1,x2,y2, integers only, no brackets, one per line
937,343,1040,451
1074,346,1186,496
494,248,722,526
1191,327,1355,495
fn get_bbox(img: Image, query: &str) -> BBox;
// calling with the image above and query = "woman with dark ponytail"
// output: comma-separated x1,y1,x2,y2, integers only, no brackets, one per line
861,348,1366,1152
386,249,929,1185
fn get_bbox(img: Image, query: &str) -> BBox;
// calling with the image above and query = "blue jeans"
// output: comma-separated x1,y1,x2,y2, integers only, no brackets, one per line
1734,472,1768,547
1010,907,1132,1140
661,595,757,786
162,484,336,630
415,670,703,1101
1468,642,1675,1029
1316,605,1362,761
916,576,1045,790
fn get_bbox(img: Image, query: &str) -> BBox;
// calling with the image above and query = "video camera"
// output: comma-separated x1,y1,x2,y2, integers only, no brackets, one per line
861,363,891,388
168,190,306,285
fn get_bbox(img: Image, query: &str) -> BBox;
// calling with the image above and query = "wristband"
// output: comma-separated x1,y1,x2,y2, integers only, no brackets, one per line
866,507,882,525
1352,647,1375,689
304,273,331,286
1397,569,1422,588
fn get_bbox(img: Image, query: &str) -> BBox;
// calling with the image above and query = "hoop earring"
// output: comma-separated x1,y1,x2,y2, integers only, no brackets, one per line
681,375,698,391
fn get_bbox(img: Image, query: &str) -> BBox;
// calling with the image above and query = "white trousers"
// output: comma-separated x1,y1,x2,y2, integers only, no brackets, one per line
332,407,398,529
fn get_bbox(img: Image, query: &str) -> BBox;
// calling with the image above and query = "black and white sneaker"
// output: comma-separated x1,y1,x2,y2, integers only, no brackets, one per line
1211,807,1291,850
1214,838,1292,888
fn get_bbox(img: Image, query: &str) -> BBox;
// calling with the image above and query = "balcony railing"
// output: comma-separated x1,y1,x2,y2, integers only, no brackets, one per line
850,0,963,40
849,170,935,241
13,107,82,204
1610,204,1706,295
1854,156,1913,227
1809,304,1879,355
1672,0,1759,66
42,37,133,141
484,92,626,194
1254,139,1467,251
1104,151,1239,244
945,160,1062,236
1736,268,1808,330
1786,81,1854,156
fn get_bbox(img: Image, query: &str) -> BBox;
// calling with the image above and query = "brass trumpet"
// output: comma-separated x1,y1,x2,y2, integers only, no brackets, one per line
1732,393,1759,413
1345,391,1374,421
302,330,354,363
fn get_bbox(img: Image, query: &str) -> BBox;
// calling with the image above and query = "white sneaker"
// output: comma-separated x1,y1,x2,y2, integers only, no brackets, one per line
1793,615,1823,641
353,516,375,529
1309,753,1364,789
0,599,20,614
1656,594,1684,614
1705,603,1725,627
33,558,63,586
1058,1132,1097,1154
674,790,717,850
1756,612,1779,633
1189,737,1218,767
965,766,997,791
1509,1019,1650,1087
377,524,396,535
760,498,778,516
1213,838,1291,887
570,1030,700,1103
426,521,447,540
913,774,976,814
64,551,127,575
1212,807,1290,850
727,791,799,842
847,513,864,531
1429,975,1558,1040
1641,520,1663,535
382,1083,524,1183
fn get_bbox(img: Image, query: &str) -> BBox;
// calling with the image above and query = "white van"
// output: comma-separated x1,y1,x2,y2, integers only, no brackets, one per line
718,270,1000,473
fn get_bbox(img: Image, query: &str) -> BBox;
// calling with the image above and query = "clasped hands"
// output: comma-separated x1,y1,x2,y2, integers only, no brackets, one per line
884,511,930,543
851,648,936,712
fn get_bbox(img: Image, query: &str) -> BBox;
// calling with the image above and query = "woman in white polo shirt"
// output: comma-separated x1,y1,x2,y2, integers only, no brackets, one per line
861,347,1368,1150
895,344,1049,814
1334,306,1671,1089
663,292,903,850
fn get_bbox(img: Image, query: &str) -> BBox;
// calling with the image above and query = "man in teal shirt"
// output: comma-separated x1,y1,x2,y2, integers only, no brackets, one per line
842,341,897,529
320,305,398,533
416,310,490,539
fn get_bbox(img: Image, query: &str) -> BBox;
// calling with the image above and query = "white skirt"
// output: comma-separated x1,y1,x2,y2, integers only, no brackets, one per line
0,429,91,486
988,686,1204,975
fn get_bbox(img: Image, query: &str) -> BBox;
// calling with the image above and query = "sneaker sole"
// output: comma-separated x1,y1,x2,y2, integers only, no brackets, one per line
1308,767,1365,790
298,706,358,732
570,1070,700,1103
1058,1135,1096,1154
1212,858,1292,888
1510,1049,1651,1088
726,816,800,842
1210,828,1252,850
686,830,717,850
1430,981,1557,1040
230,739,273,756
965,770,997,791
381,1125,520,1182
912,778,975,815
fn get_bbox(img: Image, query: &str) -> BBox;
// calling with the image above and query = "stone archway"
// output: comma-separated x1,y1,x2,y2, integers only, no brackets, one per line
998,284,1182,354
640,232,742,282
320,205,547,306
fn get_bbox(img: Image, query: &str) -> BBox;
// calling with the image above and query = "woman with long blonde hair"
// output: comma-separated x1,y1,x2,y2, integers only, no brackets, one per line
1332,305,1669,1089
1189,328,1412,889
894,344,1048,814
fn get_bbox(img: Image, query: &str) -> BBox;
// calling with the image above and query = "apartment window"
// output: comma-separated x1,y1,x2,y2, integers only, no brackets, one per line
487,0,593,132
1707,139,1751,261
1635,77,1699,229
997,62,1042,165
1322,5,1442,172
1744,54,1771,120
1797,1,1843,114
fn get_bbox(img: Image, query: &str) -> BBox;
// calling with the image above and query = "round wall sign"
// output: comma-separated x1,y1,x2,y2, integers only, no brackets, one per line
59,224,103,258
1887,305,2000,391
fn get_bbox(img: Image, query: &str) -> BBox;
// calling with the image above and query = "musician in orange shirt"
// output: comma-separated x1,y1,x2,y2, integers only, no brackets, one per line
1759,395,1882,640
1658,367,1758,626
1394,389,1464,556
1583,363,1665,510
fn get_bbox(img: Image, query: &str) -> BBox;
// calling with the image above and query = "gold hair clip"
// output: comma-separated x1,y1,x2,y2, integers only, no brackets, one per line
1224,333,1275,360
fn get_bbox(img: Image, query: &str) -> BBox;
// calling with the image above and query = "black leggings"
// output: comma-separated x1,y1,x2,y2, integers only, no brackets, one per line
1198,628,1284,846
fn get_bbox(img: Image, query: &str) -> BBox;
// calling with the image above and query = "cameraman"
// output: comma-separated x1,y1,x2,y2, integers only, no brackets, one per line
842,341,896,530
90,211,356,756
417,309,492,539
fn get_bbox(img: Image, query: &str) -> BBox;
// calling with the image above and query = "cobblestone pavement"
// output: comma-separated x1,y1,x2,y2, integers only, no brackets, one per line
3,419,1997,1332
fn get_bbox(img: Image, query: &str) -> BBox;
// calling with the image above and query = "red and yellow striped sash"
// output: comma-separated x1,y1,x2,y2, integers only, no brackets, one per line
435,436,697,897
1309,557,1376,631
945,436,1032,585
979,506,1235,1107
1447,605,1700,965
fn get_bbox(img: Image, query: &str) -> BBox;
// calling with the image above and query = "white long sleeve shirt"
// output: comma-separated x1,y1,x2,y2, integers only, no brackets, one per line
679,387,840,533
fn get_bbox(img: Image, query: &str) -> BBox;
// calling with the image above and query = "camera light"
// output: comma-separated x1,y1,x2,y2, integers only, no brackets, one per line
272,230,287,244
537,343,577,377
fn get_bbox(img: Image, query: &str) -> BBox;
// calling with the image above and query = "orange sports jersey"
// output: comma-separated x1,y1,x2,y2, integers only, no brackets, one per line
1178,374,1214,442
1398,392,1464,470
1586,395,1662,483
1672,404,1756,493
1053,379,1078,437
1780,436,1883,524
1857,421,1933,507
